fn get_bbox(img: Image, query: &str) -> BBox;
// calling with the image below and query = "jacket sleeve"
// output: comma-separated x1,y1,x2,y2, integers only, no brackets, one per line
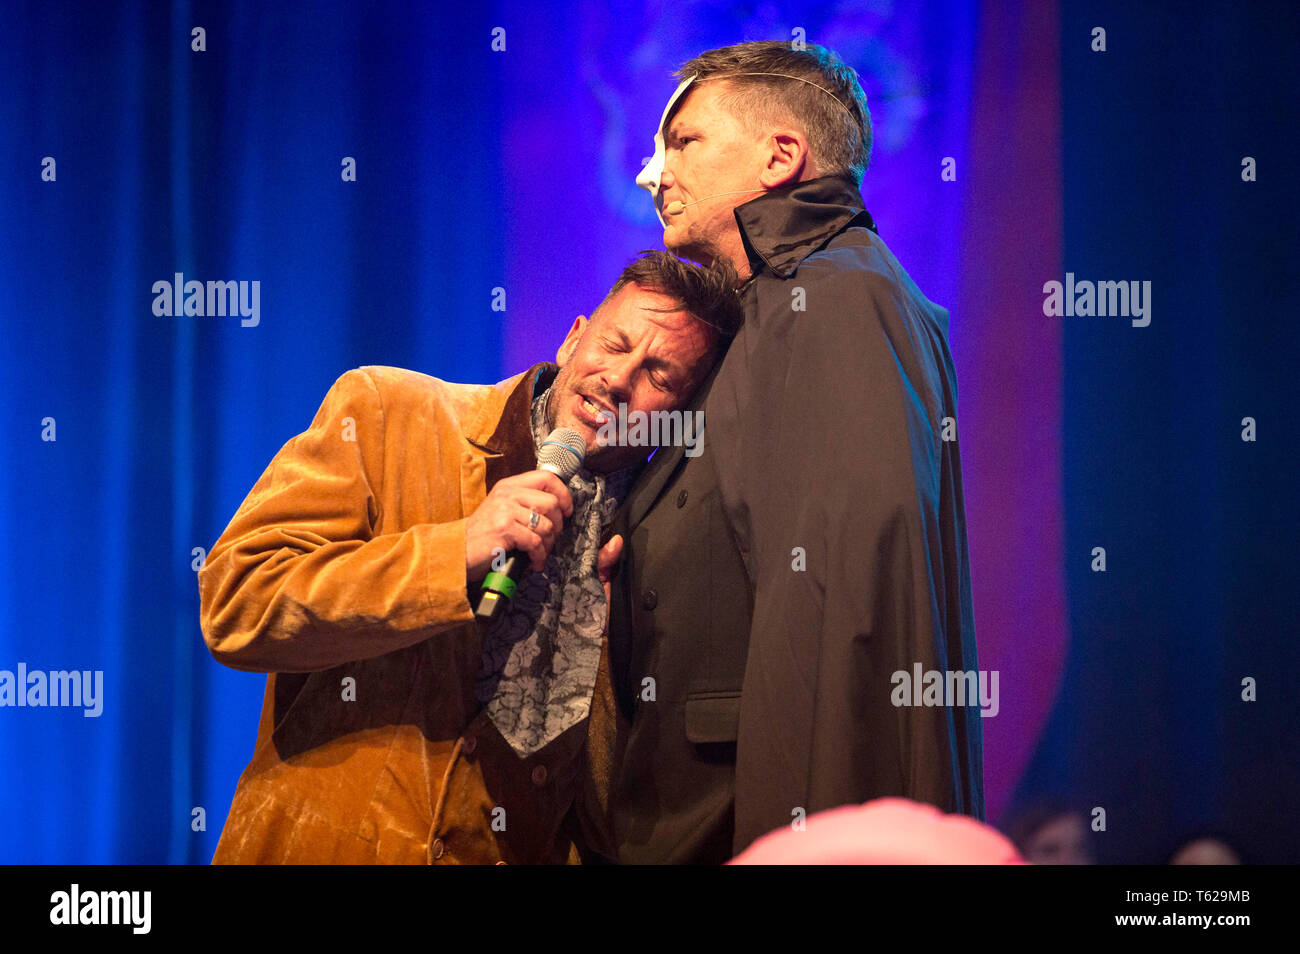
197,368,475,673
728,257,984,853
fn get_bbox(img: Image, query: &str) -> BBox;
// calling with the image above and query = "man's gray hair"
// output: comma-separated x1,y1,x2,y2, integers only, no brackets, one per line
674,41,873,186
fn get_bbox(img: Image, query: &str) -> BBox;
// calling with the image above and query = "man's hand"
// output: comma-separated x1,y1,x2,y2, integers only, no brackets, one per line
597,534,623,634
465,470,574,583
597,534,623,587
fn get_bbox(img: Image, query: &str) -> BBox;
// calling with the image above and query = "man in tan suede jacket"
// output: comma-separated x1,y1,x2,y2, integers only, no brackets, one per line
199,251,739,864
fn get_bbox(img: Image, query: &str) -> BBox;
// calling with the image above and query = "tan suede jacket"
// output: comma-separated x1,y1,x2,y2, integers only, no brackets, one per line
198,363,618,864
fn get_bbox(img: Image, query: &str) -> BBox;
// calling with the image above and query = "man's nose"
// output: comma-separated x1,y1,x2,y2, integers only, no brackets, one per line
602,356,637,402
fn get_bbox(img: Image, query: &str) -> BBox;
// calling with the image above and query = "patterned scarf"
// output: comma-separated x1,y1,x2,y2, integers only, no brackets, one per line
475,384,637,758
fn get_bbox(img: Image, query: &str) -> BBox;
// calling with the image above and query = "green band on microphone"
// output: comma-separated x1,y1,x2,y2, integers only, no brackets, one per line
481,571,516,600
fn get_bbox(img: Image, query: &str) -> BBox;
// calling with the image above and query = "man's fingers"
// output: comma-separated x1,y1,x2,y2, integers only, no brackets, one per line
597,534,623,584
597,534,623,623
502,527,547,573
515,507,554,540
514,488,566,535
511,470,574,517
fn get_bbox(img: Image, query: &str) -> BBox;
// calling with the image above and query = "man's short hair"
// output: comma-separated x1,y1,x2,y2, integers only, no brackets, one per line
596,250,743,352
674,40,872,186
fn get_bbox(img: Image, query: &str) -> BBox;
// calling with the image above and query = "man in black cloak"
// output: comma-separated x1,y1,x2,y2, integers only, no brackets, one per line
590,40,985,864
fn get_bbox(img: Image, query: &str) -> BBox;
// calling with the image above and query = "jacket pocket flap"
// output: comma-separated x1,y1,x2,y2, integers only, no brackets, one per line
684,693,742,743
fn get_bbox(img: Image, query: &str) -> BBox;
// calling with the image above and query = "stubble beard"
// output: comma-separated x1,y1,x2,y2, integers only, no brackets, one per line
669,215,742,275
666,215,716,266
544,367,616,473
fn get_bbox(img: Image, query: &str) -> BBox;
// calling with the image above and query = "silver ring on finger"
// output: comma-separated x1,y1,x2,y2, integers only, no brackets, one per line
528,510,540,530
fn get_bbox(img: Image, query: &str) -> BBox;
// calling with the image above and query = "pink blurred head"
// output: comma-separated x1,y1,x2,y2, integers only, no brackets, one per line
728,797,1027,865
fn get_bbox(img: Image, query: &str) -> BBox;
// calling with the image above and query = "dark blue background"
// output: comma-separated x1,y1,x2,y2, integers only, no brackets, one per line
0,0,1295,864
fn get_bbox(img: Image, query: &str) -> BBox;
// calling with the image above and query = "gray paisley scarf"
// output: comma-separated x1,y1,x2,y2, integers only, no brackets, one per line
475,384,636,757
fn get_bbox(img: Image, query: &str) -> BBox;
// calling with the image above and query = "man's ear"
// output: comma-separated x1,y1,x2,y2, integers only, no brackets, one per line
759,129,811,188
556,315,588,366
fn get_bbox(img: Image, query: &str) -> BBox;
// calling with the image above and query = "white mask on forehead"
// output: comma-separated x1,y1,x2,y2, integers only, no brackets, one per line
635,76,696,227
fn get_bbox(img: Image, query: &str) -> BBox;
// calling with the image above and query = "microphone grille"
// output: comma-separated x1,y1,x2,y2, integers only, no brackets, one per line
537,427,586,481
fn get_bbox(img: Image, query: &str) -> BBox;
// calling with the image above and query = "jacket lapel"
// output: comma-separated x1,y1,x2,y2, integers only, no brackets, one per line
469,363,558,491
621,441,686,531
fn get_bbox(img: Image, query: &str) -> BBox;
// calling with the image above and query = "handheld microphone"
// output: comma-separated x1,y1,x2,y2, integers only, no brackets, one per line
474,426,585,623
664,188,766,215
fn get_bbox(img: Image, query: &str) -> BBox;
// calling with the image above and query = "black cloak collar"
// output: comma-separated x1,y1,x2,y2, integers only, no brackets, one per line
733,174,877,279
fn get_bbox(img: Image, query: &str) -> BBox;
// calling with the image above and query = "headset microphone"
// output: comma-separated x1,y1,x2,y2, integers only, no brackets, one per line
664,189,766,215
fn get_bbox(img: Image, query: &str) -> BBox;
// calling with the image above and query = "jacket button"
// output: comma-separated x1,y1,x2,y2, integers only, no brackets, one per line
531,764,548,786
676,490,688,508
642,589,658,610
461,734,477,756
431,838,445,860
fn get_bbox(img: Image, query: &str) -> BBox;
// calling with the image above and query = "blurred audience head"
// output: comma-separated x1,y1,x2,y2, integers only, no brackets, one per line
728,797,1026,864
1002,799,1094,865
1167,834,1242,865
